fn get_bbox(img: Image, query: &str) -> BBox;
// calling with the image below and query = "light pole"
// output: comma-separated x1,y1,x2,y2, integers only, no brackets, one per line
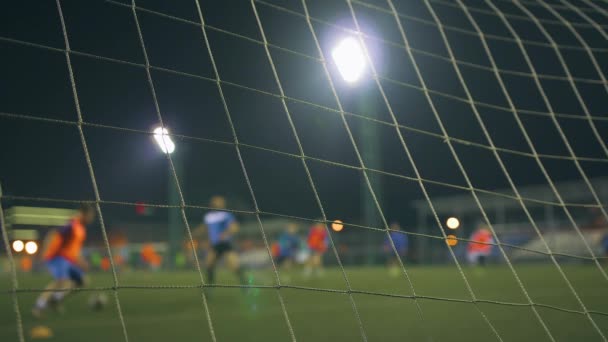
332,37,382,263
153,126,180,269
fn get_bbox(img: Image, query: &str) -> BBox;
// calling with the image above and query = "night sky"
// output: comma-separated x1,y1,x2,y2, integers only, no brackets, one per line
1,0,608,229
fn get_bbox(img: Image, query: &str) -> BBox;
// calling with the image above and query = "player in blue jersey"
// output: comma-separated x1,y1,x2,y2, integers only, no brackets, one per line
201,196,246,285
275,223,301,269
384,222,409,276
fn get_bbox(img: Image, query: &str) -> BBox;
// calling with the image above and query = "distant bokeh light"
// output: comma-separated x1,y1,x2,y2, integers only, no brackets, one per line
331,220,344,232
332,37,366,83
446,217,460,230
25,241,38,255
12,240,24,253
446,234,458,247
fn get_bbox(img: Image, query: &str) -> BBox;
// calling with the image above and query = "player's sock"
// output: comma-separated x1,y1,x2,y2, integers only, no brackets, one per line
35,297,48,310
53,291,67,302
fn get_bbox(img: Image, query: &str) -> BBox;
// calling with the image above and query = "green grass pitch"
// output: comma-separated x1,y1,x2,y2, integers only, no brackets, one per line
2,265,608,341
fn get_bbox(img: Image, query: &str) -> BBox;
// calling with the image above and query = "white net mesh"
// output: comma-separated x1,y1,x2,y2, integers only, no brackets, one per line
1,0,608,341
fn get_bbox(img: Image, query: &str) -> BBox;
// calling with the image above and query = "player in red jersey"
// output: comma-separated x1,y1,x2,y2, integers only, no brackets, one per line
467,224,494,266
32,204,95,317
305,221,328,277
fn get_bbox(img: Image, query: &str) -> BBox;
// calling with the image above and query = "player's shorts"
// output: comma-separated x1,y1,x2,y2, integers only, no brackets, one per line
467,251,489,265
212,241,233,257
308,243,327,254
46,256,84,286
393,248,408,257
276,253,293,265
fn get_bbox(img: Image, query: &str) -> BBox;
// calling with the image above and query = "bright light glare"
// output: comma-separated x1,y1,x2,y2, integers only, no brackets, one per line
332,37,366,83
153,127,175,154
12,240,24,253
446,217,460,230
25,241,38,255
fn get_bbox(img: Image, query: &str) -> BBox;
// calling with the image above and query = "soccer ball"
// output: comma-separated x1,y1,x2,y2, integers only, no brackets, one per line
88,293,108,311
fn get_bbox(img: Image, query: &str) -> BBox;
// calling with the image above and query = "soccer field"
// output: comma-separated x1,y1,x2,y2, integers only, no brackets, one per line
2,265,608,342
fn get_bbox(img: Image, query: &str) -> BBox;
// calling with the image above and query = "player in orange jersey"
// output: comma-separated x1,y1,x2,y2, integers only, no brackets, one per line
304,221,328,277
140,243,162,270
32,204,96,317
467,224,494,266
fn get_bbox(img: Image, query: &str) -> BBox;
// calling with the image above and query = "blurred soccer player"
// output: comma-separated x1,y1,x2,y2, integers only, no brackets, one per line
32,204,95,317
275,223,301,271
201,196,246,286
384,222,409,276
305,221,328,277
467,224,494,266
140,243,162,271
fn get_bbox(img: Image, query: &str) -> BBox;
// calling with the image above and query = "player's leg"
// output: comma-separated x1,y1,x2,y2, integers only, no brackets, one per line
304,247,314,277
275,255,283,265
281,256,295,283
389,249,405,277
32,280,66,317
387,248,403,267
466,251,477,265
282,257,293,271
388,255,398,268
33,257,71,317
310,251,323,276
275,255,285,271
205,248,218,284
316,251,325,276
304,253,315,277
479,255,486,267
225,251,246,285
305,248,323,276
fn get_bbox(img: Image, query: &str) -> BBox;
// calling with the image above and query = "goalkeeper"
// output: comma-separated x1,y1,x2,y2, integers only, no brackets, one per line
32,204,95,317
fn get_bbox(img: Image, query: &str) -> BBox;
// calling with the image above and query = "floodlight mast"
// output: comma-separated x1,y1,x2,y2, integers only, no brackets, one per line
152,126,180,269
332,36,380,263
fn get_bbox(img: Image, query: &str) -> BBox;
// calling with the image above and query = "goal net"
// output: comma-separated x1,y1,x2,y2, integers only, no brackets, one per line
1,0,608,341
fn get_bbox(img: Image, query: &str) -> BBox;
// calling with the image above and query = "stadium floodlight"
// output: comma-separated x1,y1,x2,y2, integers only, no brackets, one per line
25,241,38,255
12,240,24,253
331,37,366,84
446,217,460,230
153,126,175,154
